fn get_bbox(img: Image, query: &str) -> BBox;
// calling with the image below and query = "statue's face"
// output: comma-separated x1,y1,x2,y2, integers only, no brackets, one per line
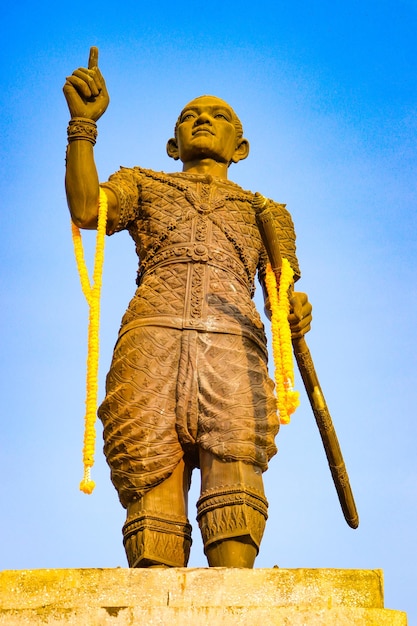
175,96,239,165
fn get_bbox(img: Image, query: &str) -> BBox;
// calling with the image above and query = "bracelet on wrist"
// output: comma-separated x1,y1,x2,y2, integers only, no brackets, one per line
67,117,98,146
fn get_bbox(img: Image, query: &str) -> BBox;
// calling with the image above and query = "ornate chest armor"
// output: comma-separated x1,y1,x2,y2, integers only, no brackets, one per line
102,168,299,351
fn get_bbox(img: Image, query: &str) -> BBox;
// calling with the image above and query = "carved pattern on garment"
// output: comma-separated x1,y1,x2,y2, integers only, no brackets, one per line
189,263,205,319
122,511,192,567
98,167,299,505
98,327,279,507
196,486,268,551
105,168,299,347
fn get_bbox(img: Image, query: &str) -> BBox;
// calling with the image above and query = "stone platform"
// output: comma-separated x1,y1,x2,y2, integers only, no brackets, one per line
0,567,407,625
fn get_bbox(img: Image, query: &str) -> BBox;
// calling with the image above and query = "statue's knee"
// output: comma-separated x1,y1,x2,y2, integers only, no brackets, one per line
122,511,192,568
196,486,268,567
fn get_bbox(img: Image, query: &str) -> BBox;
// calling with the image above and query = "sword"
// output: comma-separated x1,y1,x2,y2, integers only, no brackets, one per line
254,194,359,529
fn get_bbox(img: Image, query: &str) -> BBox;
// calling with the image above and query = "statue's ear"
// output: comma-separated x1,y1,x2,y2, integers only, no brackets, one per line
166,138,180,160
231,138,250,164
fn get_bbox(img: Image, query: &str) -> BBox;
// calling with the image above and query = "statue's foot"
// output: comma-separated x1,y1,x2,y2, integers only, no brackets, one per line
205,538,257,568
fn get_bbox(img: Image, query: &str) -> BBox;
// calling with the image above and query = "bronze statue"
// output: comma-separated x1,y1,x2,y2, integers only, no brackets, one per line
64,47,313,569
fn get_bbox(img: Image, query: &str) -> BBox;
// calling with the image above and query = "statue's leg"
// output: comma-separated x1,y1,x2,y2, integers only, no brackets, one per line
122,459,192,568
197,449,268,568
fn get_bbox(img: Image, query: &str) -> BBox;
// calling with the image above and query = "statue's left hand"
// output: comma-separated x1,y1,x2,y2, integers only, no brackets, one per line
288,292,312,338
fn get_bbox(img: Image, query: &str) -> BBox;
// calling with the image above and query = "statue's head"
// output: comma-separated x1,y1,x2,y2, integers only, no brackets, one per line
166,95,249,167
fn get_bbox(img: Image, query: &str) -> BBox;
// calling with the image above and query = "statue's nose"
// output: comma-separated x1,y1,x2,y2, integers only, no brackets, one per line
195,111,212,125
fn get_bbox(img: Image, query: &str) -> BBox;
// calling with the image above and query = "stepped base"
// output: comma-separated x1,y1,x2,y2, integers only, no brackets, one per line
0,568,407,625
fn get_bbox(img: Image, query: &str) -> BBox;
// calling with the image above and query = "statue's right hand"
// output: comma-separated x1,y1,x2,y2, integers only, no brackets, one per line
63,46,109,121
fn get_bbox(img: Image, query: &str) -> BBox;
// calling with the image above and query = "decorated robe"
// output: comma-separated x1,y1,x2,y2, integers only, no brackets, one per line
98,167,300,508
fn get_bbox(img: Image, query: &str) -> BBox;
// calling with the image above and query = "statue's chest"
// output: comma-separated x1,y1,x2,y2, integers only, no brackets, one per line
134,179,262,259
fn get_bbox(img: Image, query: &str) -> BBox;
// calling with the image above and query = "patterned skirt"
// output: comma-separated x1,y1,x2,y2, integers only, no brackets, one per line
98,326,278,508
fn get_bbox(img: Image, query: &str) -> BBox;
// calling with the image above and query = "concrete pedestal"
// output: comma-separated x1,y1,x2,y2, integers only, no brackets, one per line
0,568,407,625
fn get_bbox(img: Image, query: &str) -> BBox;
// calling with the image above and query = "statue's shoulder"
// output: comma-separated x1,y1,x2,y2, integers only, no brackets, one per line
129,167,197,192
218,179,289,211
219,178,254,199
130,166,170,183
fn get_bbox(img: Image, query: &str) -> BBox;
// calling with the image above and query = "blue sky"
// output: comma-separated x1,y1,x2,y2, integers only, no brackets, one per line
1,0,416,620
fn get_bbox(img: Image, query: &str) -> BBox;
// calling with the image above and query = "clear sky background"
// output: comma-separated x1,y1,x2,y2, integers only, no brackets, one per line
1,0,416,621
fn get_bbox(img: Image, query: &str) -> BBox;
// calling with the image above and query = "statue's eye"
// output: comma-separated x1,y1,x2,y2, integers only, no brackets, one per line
214,111,231,121
181,113,195,123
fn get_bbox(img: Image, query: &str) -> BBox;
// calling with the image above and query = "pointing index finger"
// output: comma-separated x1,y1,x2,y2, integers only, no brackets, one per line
88,46,99,69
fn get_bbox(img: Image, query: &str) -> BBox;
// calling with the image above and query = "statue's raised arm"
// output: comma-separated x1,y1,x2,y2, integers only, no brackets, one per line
63,47,118,231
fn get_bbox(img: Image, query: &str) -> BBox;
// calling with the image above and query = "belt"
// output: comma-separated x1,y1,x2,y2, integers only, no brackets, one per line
137,243,253,294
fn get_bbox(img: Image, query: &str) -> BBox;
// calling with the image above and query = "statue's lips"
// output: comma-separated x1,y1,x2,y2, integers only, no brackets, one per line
192,128,214,136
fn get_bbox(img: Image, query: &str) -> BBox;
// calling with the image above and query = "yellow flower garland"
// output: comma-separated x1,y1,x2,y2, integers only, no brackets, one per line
265,258,300,424
71,188,108,494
